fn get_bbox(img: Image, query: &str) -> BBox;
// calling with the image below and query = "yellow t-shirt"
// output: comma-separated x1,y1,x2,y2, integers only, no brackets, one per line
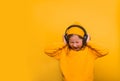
44,41,108,81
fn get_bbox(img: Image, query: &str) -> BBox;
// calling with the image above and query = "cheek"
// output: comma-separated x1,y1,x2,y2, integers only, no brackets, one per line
77,40,83,46
80,40,83,44
69,43,73,47
77,42,83,46
69,43,74,48
78,40,83,44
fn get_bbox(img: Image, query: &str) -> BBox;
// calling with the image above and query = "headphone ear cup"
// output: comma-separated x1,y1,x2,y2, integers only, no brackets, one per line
64,34,68,43
84,34,88,42
83,34,88,45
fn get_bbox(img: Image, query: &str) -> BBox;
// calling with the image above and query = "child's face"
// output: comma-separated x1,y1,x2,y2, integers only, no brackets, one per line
68,35,83,51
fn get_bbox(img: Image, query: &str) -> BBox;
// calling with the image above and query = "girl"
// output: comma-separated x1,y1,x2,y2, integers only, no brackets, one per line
44,24,108,81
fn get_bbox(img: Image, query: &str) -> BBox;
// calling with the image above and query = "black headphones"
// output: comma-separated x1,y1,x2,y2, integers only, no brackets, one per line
64,24,88,47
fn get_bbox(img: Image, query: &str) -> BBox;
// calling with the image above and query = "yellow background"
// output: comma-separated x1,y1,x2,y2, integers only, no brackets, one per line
0,0,120,81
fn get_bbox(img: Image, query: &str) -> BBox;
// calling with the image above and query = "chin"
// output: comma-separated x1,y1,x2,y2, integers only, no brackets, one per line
73,48,81,51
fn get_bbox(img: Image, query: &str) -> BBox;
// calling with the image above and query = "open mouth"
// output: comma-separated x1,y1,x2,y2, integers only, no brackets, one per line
73,47,80,51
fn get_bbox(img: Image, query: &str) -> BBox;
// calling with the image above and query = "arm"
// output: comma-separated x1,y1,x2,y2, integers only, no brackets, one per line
44,42,66,59
87,41,109,58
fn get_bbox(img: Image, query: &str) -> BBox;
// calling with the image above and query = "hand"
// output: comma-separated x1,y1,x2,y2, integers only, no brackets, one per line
63,34,67,44
86,34,91,43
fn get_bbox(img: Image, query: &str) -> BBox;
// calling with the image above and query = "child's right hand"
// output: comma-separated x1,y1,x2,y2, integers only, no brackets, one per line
63,34,67,44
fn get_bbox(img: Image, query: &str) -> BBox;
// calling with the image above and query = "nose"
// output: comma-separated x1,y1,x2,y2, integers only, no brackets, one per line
73,43,77,47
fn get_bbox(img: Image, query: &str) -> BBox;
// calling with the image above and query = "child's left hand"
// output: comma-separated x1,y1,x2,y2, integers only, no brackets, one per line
86,34,91,43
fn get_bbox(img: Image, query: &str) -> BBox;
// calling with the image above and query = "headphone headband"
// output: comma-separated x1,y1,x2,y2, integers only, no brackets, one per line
64,24,88,48
65,24,87,36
